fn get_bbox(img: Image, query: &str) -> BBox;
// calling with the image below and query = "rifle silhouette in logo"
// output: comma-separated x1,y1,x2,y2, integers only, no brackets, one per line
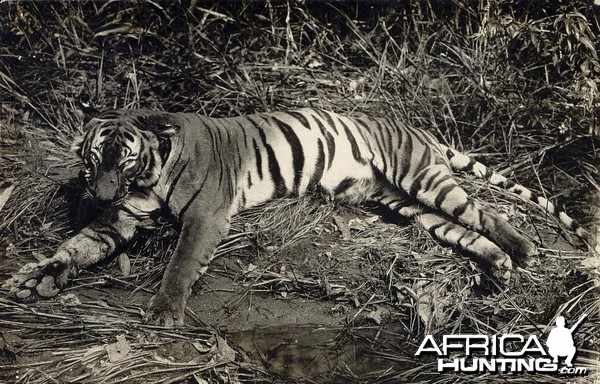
546,314,587,367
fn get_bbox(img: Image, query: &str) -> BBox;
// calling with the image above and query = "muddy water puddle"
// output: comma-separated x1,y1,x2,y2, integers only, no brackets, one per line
227,322,414,381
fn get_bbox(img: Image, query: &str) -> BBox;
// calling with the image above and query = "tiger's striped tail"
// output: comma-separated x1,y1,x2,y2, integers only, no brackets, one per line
442,145,587,240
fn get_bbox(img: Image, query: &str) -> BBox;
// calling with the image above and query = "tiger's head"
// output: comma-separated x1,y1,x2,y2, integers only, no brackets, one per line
72,111,178,204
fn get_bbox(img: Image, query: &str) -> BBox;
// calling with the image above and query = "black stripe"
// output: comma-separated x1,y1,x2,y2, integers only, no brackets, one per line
484,168,493,179
310,112,336,169
407,128,431,151
464,158,476,171
386,198,404,207
422,170,443,193
122,130,135,141
214,124,226,173
137,153,151,180
334,177,357,195
239,121,249,149
383,117,398,146
98,111,120,119
452,200,470,218
166,145,183,181
434,184,457,209
427,221,446,234
240,191,247,208
414,146,432,179
338,117,364,164
102,142,119,169
390,150,397,179
370,189,384,199
273,116,305,194
373,119,391,153
179,169,211,221
79,130,92,158
250,117,287,198
427,174,452,195
324,131,336,169
138,135,146,155
315,109,339,135
358,119,388,175
466,157,476,171
235,133,243,170
348,118,370,152
308,139,325,190
441,223,454,237
460,233,477,248
288,111,312,129
165,159,189,205
247,171,253,187
408,170,424,198
252,138,263,180
396,132,413,186
205,123,218,162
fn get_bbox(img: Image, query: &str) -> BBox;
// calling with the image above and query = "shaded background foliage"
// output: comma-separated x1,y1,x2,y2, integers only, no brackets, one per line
2,1,598,200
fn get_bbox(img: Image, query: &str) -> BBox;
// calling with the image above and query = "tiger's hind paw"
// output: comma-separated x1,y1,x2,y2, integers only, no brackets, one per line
484,252,513,286
2,251,76,300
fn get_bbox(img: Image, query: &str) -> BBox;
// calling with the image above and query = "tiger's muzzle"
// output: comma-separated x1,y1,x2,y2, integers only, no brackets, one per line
89,169,129,204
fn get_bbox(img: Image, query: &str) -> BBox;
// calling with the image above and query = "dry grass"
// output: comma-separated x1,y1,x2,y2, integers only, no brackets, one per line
1,1,599,383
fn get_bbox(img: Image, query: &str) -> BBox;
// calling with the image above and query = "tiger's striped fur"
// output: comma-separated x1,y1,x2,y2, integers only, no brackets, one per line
4,108,585,326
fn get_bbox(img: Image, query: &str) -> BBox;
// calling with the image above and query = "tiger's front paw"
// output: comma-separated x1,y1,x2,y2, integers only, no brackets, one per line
143,292,186,327
2,251,76,299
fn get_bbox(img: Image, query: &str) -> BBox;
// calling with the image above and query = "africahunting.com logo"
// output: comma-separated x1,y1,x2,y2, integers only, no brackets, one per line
416,314,588,376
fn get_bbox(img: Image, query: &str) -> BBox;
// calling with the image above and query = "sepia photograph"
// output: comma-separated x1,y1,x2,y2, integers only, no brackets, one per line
0,1,599,383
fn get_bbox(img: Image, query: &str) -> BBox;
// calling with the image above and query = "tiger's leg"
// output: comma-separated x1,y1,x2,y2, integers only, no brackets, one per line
144,214,231,326
399,164,537,259
3,208,139,299
371,186,513,283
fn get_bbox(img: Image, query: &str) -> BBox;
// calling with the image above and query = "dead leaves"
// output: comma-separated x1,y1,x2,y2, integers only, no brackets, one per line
105,335,131,363
74,332,237,382
333,214,380,240
393,279,453,333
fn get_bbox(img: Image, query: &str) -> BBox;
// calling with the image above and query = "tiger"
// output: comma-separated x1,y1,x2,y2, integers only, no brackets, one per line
3,108,586,326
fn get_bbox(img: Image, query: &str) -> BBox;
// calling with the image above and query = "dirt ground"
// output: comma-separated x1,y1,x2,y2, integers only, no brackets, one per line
1,194,596,383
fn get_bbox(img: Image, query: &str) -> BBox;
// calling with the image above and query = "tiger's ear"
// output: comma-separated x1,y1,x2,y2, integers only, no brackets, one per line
70,116,101,158
134,112,181,163
134,112,180,136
